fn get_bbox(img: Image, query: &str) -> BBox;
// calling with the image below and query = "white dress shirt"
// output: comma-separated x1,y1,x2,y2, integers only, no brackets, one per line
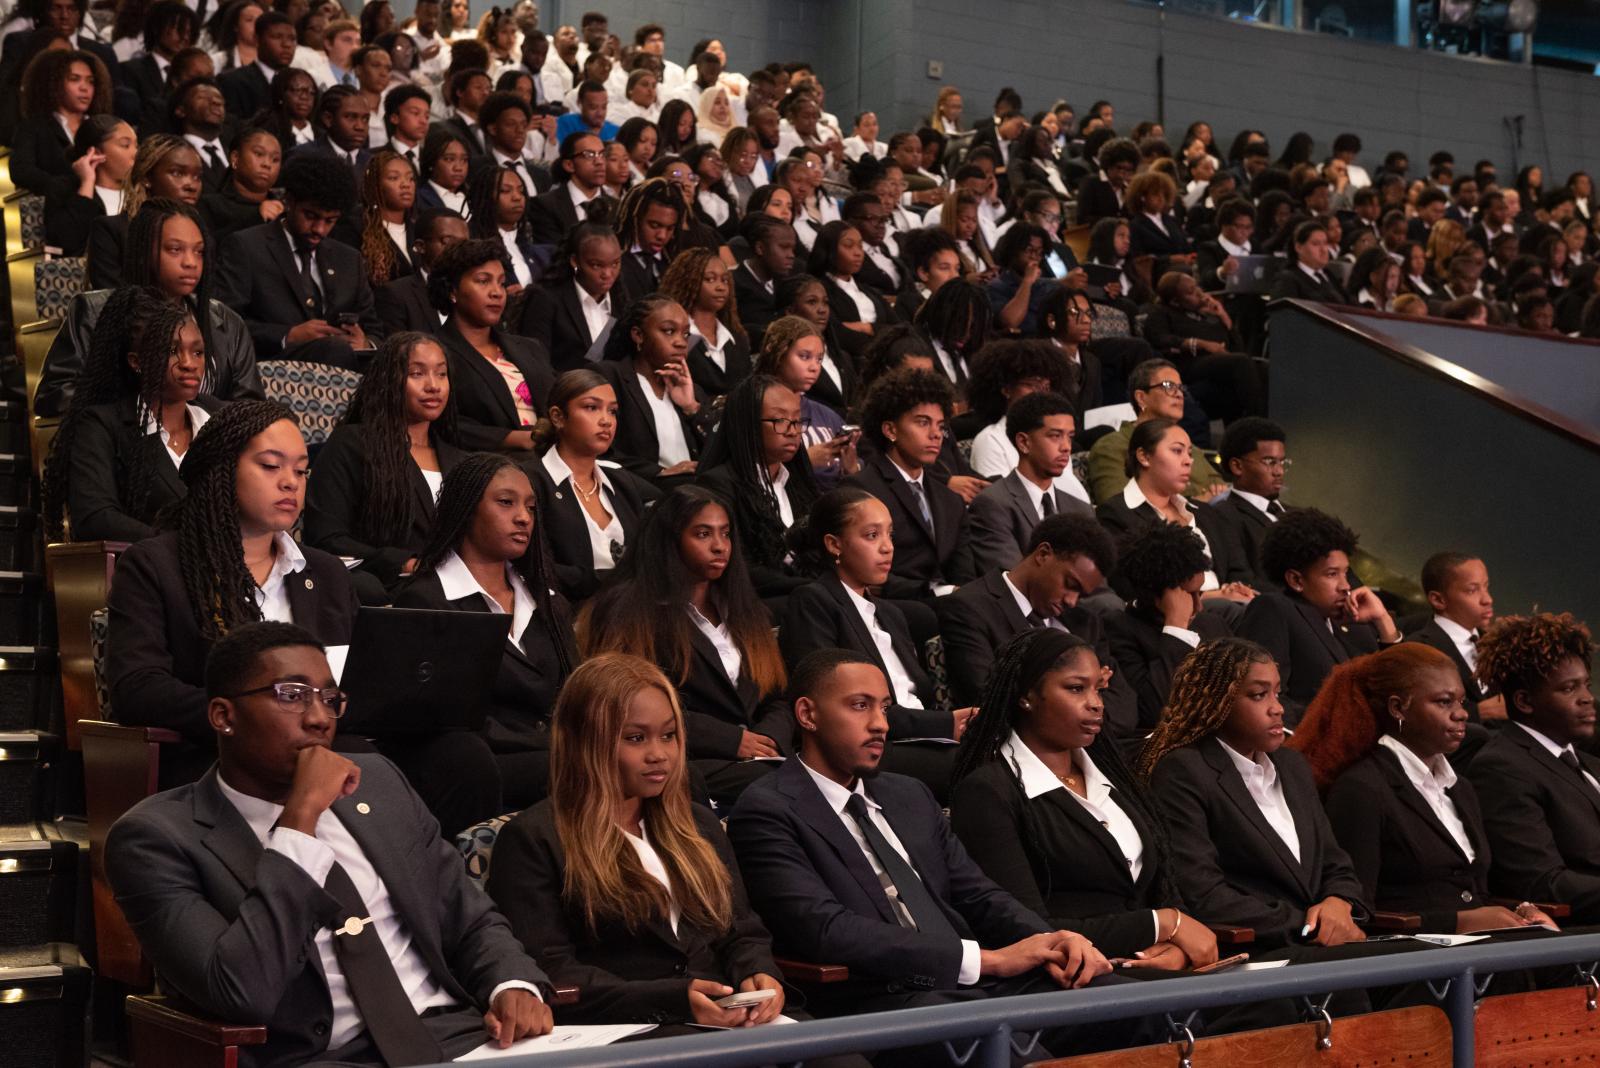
493,149,540,197
766,462,795,528
254,531,308,623
428,180,467,215
95,185,126,216
688,318,735,372
184,132,228,170
1218,235,1252,258
1122,479,1219,590
541,449,624,571
637,373,692,467
864,242,902,288
434,550,534,646
1229,488,1279,523
1377,735,1475,861
383,220,410,265
623,823,680,935
575,281,613,345
421,468,443,500
798,758,981,984
1000,570,1065,632
1217,739,1301,862
142,403,212,470
1516,722,1600,795
499,227,533,287
687,602,741,684
930,340,968,385
1432,615,1479,673
967,420,1091,503
843,583,924,709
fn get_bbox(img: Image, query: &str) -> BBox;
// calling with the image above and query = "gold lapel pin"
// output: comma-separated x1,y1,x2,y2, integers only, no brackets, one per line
304,577,315,590
356,802,370,814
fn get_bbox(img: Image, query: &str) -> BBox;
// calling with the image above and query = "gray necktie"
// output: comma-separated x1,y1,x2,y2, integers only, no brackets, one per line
908,480,933,528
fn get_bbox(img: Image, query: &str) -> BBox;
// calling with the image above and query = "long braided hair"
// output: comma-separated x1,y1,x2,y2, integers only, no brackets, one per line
406,452,576,676
658,245,746,342
465,162,527,241
612,177,682,252
359,148,413,286
952,626,1185,908
164,399,301,640
123,199,218,381
696,373,816,572
125,135,197,220
1136,637,1276,781
42,287,196,539
337,331,458,546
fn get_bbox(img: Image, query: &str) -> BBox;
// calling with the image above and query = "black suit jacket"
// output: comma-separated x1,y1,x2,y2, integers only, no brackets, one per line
525,455,656,602
373,271,438,336
1403,619,1486,716
431,115,487,160
106,758,548,1068
10,113,73,195
1469,723,1600,922
1326,746,1492,933
1095,491,1252,586
302,423,465,585
214,221,381,357
1105,608,1232,733
935,569,1138,736
1127,212,1192,259
433,320,555,452
120,53,166,103
43,184,107,255
685,330,752,398
1195,240,1239,292
1211,491,1277,589
695,464,808,600
595,358,710,483
967,471,1095,574
217,62,271,120
525,185,615,245
105,532,359,743
487,801,777,1025
950,753,1176,958
843,451,973,600
517,281,611,371
1076,175,1123,227
733,262,778,334
822,275,898,331
612,249,668,312
779,577,950,739
1268,264,1349,304
727,759,1050,994
64,395,224,542
663,624,792,762
85,212,130,290
1150,737,1369,947
392,569,575,753
1235,592,1380,724
200,185,272,244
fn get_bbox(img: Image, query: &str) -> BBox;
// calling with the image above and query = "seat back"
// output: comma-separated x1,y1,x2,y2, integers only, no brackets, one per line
455,812,518,885
44,542,126,749
1062,224,1091,264
1036,1004,1450,1066
1475,985,1600,1066
32,258,84,323
923,635,950,710
1089,303,1132,340
17,195,43,250
257,361,363,448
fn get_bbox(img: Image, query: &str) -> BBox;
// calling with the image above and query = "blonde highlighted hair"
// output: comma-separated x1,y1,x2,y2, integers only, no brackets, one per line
753,314,820,376
550,653,734,934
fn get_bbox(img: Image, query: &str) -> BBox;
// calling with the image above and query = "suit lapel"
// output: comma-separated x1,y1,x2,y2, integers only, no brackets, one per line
876,455,933,539
984,570,1030,635
1202,739,1311,896
1376,749,1472,864
265,226,317,320
825,578,884,676
1293,597,1350,665
283,558,318,624
1002,474,1037,534
1512,726,1600,820
557,284,591,347
1040,788,1138,891
194,770,269,892
687,625,746,716
782,763,900,925
445,325,518,425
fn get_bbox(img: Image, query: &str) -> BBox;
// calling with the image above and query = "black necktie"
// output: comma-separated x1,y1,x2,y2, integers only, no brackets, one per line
843,793,956,939
321,862,443,1067
1040,491,1055,518
1559,749,1594,791
204,144,225,172
296,245,324,319
1266,499,1285,517
1026,611,1047,628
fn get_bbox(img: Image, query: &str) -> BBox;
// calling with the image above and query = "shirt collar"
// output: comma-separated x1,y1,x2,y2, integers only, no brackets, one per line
255,60,278,84
1433,614,1477,647
1218,736,1277,786
575,281,611,315
539,446,616,491
216,771,285,844
887,456,922,487
262,530,308,589
1003,732,1061,799
1230,488,1274,515
1219,235,1251,256
842,581,876,621
142,402,212,443
184,132,224,154
434,549,530,613
1297,261,1324,281
1517,721,1576,761
799,756,872,814
689,317,732,351
1378,734,1457,792
567,180,600,208
1123,476,1189,517
1000,570,1034,620
767,462,791,492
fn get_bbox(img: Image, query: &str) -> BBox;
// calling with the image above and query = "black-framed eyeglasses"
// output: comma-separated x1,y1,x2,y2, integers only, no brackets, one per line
228,681,349,717
1065,305,1095,321
760,417,811,434
1143,380,1182,395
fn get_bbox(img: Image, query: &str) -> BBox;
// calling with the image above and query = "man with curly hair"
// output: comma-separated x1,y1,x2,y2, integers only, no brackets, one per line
1467,612,1600,922
1234,507,1400,724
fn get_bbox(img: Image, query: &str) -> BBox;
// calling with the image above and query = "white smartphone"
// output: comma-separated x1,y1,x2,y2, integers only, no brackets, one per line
715,988,779,1009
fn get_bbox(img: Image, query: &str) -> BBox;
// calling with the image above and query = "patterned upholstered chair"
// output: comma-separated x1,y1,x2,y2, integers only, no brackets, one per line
18,195,44,250
455,813,517,885
257,361,363,448
33,257,86,322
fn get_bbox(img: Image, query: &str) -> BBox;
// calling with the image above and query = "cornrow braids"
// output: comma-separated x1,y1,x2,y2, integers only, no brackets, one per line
338,331,458,546
600,294,675,362
43,288,191,539
406,452,575,677
1137,637,1274,781
165,399,300,640
359,149,411,286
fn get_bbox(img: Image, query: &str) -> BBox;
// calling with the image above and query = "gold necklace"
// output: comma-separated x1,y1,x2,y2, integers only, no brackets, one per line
573,472,601,501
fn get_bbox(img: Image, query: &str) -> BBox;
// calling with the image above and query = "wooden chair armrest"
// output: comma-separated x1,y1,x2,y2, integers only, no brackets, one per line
1206,924,1254,946
125,995,268,1047
550,985,579,1006
1490,897,1572,919
1366,911,1423,932
774,957,850,983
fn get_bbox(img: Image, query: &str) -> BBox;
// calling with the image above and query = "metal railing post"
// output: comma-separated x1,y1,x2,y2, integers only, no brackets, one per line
977,1022,1012,1068
1448,966,1476,1068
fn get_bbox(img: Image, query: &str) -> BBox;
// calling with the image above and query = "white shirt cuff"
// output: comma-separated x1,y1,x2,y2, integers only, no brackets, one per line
488,980,544,1004
1151,910,1163,945
1162,626,1201,648
957,939,981,986
266,826,336,884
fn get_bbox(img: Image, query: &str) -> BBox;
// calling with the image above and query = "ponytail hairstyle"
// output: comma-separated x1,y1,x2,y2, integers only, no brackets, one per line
786,484,876,575
753,313,820,378
406,451,575,677
337,331,458,546
165,399,301,639
600,294,676,363
359,148,414,286
549,652,733,934
1137,637,1276,781
1290,644,1458,790
529,367,610,454
43,287,194,539
953,627,1185,905
578,484,786,697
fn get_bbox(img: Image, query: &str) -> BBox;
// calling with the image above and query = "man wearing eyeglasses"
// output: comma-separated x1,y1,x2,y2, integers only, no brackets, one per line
1214,417,1291,590
106,621,555,1067
527,131,615,244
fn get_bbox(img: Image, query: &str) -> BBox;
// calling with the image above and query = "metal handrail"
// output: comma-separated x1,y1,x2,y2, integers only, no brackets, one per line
422,932,1600,1068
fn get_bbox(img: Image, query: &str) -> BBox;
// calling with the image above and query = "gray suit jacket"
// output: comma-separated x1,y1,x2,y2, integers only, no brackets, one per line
106,755,548,1068
967,470,1096,573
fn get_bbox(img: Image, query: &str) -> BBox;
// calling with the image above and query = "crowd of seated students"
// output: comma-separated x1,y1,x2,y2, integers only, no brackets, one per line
21,5,1600,1063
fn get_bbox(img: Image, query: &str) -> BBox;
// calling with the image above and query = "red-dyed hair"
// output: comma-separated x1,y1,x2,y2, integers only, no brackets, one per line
1289,643,1457,790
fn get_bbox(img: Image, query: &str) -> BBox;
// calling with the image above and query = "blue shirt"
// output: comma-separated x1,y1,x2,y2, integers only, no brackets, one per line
554,114,619,145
